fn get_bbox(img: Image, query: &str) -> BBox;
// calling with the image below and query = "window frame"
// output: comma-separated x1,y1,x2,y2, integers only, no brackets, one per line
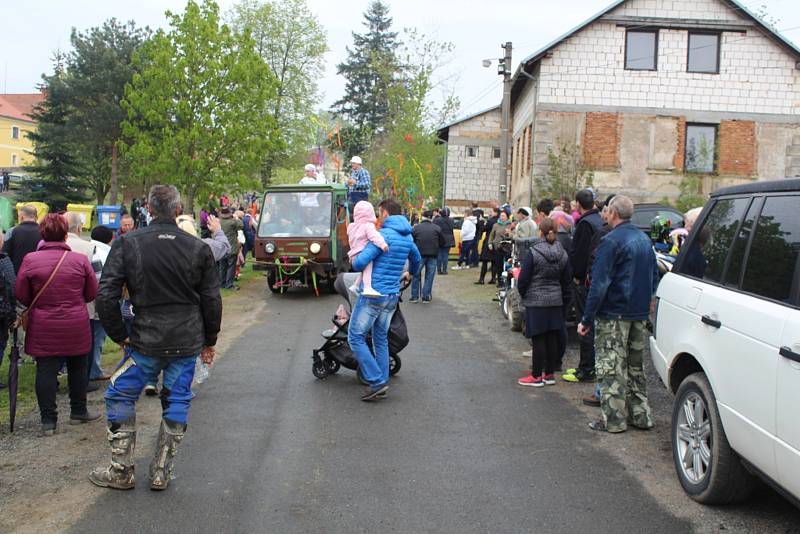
676,193,800,309
624,29,659,71
465,145,479,158
11,126,19,140
492,147,501,159
685,122,718,174
687,31,721,74
11,154,17,166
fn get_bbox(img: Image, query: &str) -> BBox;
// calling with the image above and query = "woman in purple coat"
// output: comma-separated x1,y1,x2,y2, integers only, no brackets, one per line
15,213,100,435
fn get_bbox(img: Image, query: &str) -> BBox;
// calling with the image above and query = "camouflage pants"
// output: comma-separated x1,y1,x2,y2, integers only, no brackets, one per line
595,319,654,433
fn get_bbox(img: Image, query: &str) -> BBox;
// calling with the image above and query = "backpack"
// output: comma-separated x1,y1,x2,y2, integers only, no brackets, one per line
0,266,16,330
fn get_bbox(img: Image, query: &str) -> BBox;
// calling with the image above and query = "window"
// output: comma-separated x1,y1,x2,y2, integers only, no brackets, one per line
685,124,717,174
679,197,748,281
625,30,658,70
724,197,761,287
492,147,501,159
11,154,17,166
741,195,800,303
688,32,720,74
11,126,19,140
466,146,478,158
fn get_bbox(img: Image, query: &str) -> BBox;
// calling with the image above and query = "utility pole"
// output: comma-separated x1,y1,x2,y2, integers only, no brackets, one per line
498,42,512,205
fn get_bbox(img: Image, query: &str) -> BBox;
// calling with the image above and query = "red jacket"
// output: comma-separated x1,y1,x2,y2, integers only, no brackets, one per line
15,241,98,357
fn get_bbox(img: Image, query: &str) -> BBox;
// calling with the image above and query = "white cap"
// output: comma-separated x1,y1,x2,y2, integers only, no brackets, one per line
304,163,316,172
350,156,362,165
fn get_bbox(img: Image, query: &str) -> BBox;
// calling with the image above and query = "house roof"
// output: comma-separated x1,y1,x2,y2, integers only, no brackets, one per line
0,93,44,122
437,104,501,142
511,0,800,94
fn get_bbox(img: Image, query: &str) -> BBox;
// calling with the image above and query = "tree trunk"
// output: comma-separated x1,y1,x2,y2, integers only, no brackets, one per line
109,143,119,205
185,185,196,216
261,154,276,189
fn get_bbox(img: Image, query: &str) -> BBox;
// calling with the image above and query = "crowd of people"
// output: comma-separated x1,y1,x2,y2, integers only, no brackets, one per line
0,150,700,497
0,185,223,491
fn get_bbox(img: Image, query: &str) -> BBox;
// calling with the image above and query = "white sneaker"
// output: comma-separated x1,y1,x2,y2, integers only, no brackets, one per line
522,349,532,357
361,287,382,297
452,266,462,270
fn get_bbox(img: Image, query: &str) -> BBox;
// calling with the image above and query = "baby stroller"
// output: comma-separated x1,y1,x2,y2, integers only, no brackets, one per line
311,273,409,383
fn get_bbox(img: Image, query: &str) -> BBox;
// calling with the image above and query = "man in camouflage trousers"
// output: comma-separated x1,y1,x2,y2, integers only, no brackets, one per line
577,196,659,433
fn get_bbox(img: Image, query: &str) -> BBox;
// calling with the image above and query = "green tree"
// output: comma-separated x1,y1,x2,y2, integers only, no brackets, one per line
67,19,150,204
228,0,327,186
21,54,88,211
332,0,400,154
121,0,279,211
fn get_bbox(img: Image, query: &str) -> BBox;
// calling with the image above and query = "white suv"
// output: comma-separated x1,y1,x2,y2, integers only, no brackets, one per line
650,179,800,506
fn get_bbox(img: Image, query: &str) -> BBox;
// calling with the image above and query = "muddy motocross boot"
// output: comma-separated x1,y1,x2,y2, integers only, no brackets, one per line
89,424,136,490
149,419,186,491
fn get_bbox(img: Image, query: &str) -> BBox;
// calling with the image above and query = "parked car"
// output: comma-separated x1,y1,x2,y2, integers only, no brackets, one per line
650,178,800,507
631,203,684,233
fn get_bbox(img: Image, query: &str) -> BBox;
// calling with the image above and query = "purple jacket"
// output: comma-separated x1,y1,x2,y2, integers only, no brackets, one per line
15,242,98,357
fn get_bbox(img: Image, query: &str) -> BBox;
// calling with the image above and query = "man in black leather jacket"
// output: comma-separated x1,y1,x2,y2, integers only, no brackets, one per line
90,185,222,492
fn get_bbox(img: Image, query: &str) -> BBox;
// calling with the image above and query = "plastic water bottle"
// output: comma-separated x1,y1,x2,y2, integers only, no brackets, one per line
195,361,210,384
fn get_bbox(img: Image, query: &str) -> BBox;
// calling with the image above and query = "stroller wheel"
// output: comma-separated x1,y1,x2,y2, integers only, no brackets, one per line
325,358,340,374
389,353,401,376
312,361,328,379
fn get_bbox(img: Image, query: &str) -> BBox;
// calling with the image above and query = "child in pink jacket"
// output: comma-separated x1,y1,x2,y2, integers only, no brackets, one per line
348,200,388,296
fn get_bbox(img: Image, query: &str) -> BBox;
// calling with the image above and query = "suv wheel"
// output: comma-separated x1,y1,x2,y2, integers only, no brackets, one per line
672,372,755,504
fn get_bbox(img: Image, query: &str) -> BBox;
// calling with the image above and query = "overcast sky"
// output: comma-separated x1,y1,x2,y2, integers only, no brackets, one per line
2,0,798,121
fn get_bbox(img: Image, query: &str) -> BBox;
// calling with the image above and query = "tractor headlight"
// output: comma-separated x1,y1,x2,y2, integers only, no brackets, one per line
309,242,321,254
265,242,276,254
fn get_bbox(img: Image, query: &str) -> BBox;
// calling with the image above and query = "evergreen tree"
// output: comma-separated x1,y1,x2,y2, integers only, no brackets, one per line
67,19,149,204
21,56,87,211
332,0,399,154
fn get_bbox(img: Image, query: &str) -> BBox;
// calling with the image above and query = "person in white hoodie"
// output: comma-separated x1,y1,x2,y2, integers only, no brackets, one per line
454,208,477,269
89,226,114,381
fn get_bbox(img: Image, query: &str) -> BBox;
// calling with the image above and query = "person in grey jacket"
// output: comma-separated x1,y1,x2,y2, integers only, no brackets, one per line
516,217,572,387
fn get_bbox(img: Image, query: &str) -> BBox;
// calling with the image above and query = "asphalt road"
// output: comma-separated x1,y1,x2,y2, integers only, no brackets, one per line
68,284,696,534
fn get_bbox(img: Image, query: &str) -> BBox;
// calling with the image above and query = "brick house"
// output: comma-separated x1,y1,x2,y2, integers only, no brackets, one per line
505,0,800,208
436,105,502,210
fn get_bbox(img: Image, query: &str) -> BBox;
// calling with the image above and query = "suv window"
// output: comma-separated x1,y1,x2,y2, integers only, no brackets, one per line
723,197,761,287
679,197,748,281
740,195,800,304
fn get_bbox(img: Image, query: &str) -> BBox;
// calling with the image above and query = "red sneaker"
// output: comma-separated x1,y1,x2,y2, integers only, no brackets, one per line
543,374,556,385
518,374,545,387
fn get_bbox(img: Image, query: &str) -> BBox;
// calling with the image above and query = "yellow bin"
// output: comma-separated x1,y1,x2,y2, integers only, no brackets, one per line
66,204,95,230
16,202,50,223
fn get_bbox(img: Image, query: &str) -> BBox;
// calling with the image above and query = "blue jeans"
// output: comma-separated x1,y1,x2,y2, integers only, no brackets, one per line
458,240,473,266
468,238,480,266
411,257,437,300
348,191,369,215
437,247,449,273
105,349,198,425
89,319,107,380
348,294,399,388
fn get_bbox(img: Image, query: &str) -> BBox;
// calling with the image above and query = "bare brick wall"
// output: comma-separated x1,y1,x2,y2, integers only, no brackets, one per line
583,112,620,170
674,117,687,171
719,120,757,176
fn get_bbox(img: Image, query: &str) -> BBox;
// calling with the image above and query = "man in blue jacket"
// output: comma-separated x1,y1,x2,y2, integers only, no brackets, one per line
578,195,659,433
350,199,421,401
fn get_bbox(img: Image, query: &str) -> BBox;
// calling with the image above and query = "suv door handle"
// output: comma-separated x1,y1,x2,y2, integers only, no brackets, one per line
701,315,722,329
779,346,800,364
